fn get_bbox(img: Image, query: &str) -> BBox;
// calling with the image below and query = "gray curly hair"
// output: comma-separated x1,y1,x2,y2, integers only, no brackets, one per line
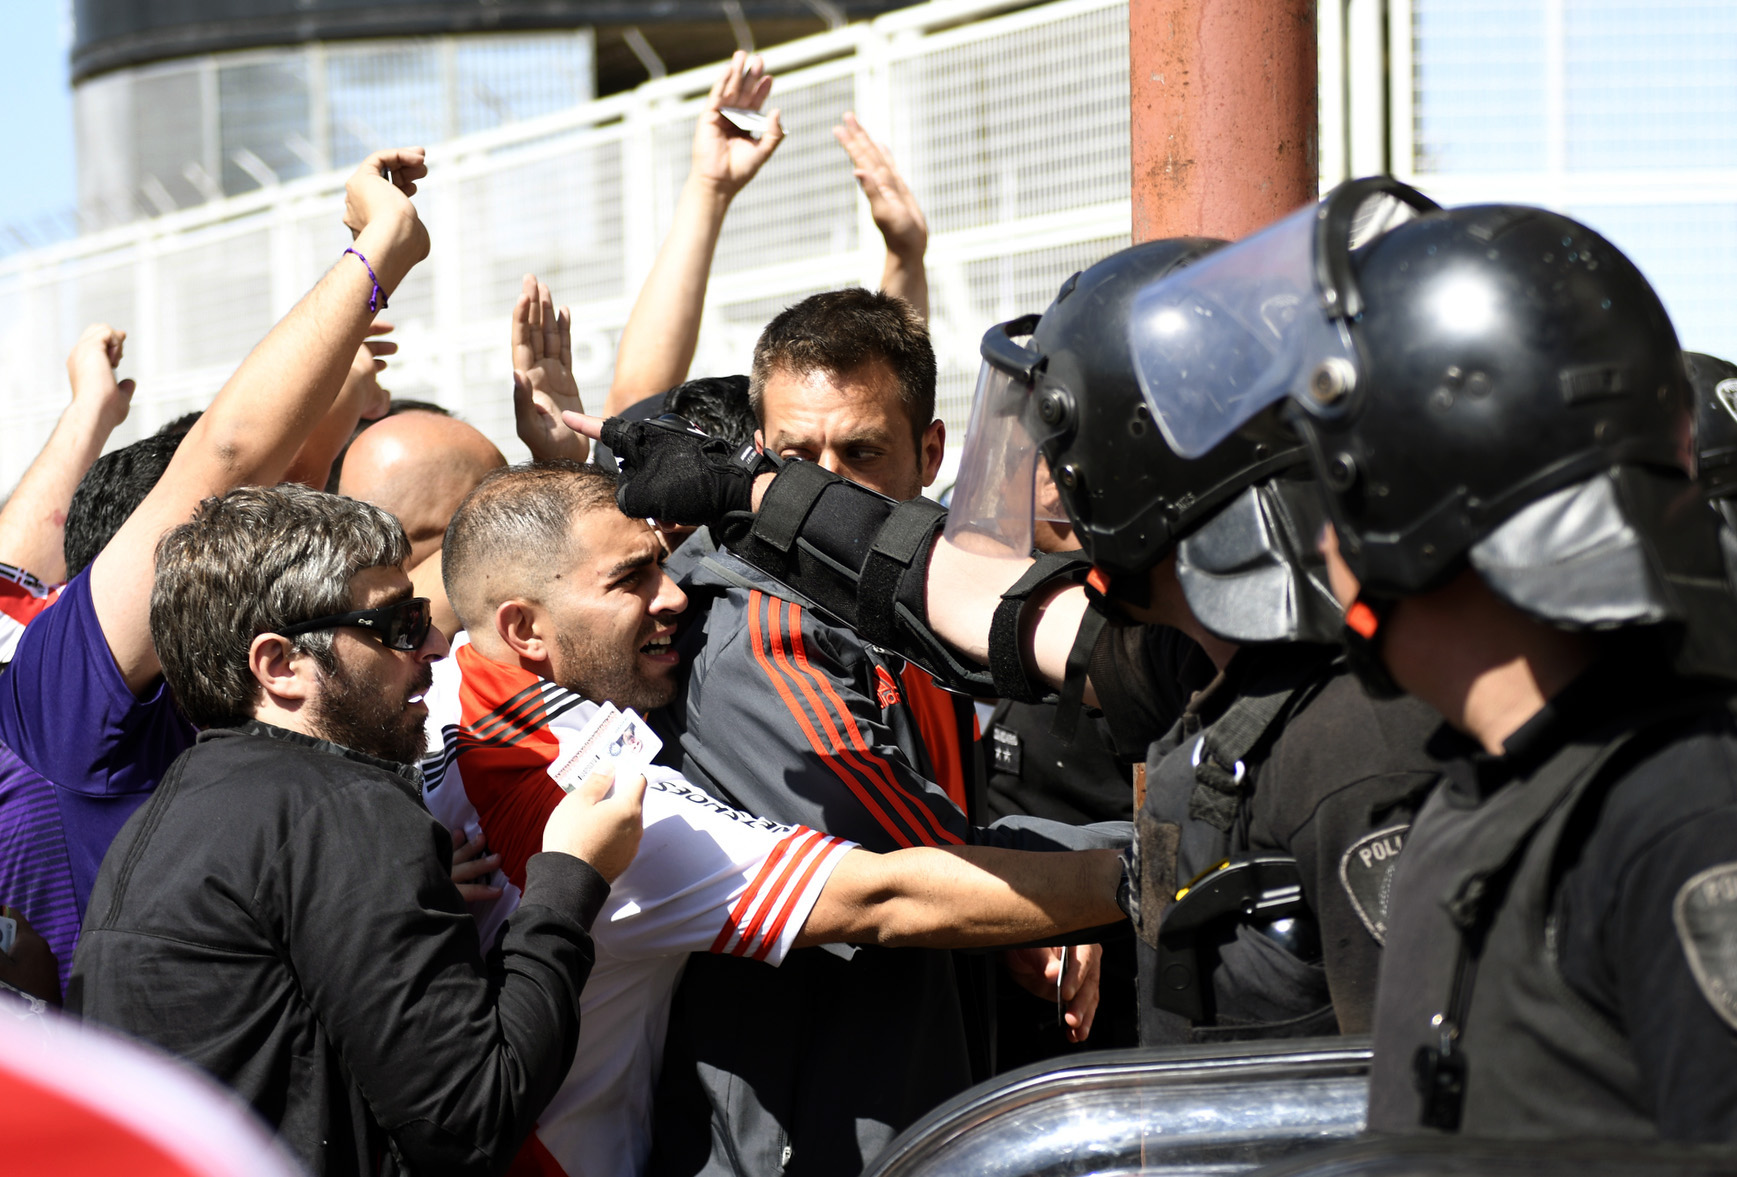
151,484,410,728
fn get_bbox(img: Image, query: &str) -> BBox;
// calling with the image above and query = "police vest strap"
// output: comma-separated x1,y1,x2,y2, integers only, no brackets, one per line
1440,689,1737,931
1188,684,1301,832
1050,605,1108,741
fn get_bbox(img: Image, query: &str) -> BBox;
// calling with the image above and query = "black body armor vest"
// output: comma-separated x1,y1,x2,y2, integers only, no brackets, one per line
1133,648,1339,1044
1369,693,1735,1137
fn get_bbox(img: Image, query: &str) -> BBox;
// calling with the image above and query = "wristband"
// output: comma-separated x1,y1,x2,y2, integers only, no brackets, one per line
343,247,389,313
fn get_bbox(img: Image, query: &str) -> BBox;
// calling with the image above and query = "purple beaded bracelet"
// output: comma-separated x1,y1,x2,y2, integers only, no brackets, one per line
343,247,389,313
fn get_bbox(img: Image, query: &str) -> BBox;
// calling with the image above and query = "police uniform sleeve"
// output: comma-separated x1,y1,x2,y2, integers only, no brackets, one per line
1091,623,1212,762
1555,738,1737,1142
1250,679,1444,1034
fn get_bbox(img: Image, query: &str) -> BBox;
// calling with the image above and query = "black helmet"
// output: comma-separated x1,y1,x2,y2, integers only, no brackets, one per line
948,238,1323,636
1125,177,1737,675
1690,352,1737,522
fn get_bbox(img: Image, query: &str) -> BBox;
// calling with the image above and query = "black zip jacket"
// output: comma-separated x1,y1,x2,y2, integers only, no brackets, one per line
68,721,609,1176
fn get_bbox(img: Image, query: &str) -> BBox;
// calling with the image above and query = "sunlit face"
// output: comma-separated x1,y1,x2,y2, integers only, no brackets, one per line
306,564,449,764
541,509,688,713
757,360,944,501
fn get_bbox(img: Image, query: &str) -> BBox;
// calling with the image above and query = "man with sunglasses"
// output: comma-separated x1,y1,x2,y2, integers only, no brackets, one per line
0,146,432,1000
72,484,649,1177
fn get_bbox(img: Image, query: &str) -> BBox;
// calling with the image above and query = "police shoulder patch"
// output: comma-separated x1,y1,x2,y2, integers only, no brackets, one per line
1672,862,1737,1032
1339,823,1410,946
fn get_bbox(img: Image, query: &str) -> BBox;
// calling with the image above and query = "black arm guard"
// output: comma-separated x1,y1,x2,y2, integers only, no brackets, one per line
715,461,1090,702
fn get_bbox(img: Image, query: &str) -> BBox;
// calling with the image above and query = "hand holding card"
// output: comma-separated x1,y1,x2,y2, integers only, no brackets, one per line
550,703,662,793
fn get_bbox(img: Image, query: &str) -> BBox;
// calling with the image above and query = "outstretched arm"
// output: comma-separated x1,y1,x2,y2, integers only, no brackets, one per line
565,409,1097,699
605,52,784,415
796,844,1121,948
0,324,135,584
93,147,432,695
834,112,929,320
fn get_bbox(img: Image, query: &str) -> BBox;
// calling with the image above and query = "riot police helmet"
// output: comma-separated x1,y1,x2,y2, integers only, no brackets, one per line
1124,177,1737,676
946,238,1339,640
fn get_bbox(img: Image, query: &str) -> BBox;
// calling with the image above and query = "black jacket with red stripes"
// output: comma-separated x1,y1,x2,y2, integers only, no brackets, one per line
646,547,1126,1177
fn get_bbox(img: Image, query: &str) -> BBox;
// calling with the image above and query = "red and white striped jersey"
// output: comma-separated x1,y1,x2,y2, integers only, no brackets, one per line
421,636,854,1177
0,563,59,665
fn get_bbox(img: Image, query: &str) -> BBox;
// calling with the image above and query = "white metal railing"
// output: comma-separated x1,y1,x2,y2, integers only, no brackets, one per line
0,0,1132,485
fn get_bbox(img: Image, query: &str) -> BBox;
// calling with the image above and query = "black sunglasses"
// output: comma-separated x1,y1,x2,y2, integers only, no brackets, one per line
279,597,434,652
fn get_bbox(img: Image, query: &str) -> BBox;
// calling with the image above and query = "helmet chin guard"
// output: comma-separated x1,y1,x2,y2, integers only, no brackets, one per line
1468,466,1737,679
1175,479,1343,645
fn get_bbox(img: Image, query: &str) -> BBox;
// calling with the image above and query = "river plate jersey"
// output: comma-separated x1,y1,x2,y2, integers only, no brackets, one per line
421,637,854,1177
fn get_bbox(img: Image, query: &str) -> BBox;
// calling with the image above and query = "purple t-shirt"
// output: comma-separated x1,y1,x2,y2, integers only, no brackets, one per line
0,569,195,989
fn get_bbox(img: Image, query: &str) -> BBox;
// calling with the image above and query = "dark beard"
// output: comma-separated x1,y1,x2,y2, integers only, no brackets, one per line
308,655,431,765
555,625,678,714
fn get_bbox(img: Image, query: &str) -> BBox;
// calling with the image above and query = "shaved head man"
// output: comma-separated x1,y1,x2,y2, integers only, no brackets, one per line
339,409,506,634
339,410,506,568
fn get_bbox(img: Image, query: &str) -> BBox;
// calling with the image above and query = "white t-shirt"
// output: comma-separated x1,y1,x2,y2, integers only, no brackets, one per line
421,636,855,1177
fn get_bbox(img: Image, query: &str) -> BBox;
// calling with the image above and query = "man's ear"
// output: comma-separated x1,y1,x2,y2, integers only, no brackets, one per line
919,418,946,488
496,599,551,666
754,428,766,455
248,633,320,706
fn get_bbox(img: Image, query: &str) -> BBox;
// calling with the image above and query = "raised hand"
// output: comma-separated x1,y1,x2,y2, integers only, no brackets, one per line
693,51,786,197
65,323,135,434
283,319,395,488
834,113,929,318
346,320,397,422
342,147,431,289
542,765,649,884
511,274,588,463
834,113,927,260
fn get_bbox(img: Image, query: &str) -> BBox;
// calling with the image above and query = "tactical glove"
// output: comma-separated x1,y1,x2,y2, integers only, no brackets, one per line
601,413,776,524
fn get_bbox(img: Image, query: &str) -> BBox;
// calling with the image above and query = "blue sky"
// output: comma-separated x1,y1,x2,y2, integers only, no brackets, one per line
0,3,76,240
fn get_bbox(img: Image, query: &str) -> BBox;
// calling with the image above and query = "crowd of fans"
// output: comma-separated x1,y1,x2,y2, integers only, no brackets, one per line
4,45,1737,1177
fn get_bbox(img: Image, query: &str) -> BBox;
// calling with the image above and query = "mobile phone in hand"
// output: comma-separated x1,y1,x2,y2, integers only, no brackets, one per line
1055,944,1070,1028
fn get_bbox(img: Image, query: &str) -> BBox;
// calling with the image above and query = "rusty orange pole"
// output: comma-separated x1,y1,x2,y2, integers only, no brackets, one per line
1131,0,1318,242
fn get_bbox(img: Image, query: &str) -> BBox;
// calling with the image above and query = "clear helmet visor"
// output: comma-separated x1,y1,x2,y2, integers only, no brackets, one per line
944,360,1062,559
1127,190,1426,459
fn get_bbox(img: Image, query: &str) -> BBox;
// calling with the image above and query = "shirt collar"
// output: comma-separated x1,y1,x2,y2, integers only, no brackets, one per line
200,719,425,796
1440,645,1680,801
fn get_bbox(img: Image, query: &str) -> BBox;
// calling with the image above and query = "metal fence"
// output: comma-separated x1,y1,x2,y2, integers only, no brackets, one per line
0,0,1132,486
1373,0,1737,364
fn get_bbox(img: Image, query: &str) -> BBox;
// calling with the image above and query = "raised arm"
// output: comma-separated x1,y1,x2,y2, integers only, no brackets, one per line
604,52,784,415
834,112,929,320
93,147,431,694
0,325,135,584
281,322,397,490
